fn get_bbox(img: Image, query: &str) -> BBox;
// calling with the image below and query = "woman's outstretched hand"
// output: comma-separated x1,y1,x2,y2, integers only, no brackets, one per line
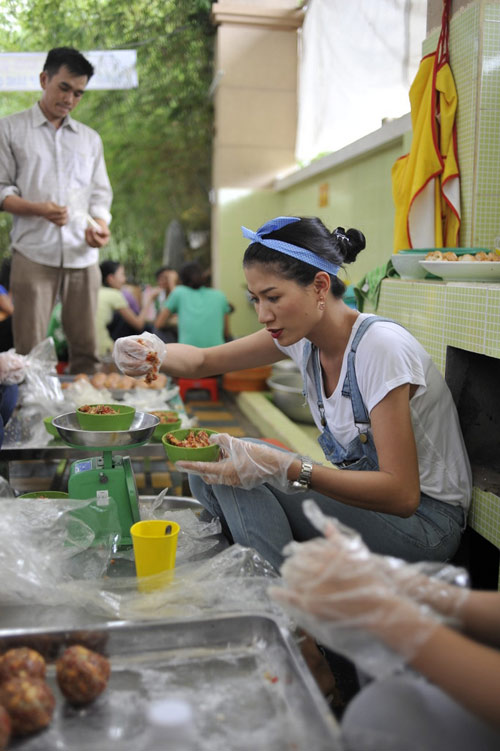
175,433,301,491
113,332,166,377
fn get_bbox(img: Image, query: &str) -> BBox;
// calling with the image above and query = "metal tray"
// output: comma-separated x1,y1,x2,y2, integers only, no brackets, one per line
0,615,341,750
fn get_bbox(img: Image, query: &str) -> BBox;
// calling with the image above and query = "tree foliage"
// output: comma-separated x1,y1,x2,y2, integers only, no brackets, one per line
0,0,215,281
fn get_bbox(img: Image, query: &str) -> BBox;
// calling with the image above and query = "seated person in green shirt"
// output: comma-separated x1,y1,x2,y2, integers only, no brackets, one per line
155,261,232,348
96,260,159,359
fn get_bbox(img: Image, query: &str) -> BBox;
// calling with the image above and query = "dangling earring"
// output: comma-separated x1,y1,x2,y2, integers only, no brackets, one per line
318,298,325,311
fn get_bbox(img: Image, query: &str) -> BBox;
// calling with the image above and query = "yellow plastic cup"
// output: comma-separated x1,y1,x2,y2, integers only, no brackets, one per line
130,520,180,590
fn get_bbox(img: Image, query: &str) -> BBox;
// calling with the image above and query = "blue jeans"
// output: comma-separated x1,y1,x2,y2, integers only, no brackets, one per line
188,474,465,572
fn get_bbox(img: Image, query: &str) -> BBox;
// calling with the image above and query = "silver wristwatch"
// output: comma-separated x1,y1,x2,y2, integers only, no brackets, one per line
290,458,314,490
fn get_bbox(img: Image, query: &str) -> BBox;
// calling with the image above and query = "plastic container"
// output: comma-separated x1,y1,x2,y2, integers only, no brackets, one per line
145,698,196,750
162,428,219,464
76,404,135,431
130,519,180,579
43,416,59,437
148,410,182,442
222,365,272,392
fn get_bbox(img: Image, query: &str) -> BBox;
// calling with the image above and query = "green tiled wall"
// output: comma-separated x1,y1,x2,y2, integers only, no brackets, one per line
378,278,500,572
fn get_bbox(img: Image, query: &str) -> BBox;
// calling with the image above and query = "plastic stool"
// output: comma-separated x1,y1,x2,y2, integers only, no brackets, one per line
178,377,219,401
262,438,291,451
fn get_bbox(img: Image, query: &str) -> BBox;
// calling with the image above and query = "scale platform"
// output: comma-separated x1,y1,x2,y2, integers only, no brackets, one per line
52,411,159,450
52,412,159,548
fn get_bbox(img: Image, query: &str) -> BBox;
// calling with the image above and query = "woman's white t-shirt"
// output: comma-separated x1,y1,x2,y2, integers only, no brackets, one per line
274,314,472,510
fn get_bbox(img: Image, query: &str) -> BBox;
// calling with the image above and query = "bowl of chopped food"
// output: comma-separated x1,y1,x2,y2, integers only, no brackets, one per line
149,410,182,441
76,404,136,431
162,428,219,464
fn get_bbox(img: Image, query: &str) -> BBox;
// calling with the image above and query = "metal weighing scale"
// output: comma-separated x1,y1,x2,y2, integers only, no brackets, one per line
52,411,159,548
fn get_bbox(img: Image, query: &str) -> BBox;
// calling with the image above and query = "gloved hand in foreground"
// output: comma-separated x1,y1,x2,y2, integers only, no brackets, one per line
0,350,28,385
302,500,470,620
113,332,166,378
175,434,301,491
269,500,470,676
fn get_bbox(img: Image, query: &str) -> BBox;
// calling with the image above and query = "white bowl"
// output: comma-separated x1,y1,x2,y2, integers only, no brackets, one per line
391,252,428,279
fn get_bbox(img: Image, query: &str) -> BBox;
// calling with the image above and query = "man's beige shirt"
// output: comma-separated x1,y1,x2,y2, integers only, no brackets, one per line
0,103,112,268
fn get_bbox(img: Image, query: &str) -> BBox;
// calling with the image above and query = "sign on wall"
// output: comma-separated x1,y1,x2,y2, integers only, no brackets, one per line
0,50,138,91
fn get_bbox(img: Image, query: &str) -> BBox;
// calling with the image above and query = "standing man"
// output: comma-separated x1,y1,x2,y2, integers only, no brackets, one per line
0,47,112,373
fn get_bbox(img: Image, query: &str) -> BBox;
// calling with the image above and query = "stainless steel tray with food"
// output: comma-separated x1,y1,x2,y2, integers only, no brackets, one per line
0,615,341,750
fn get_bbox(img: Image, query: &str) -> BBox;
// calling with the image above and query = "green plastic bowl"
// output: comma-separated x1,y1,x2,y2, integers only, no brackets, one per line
162,428,219,464
43,416,59,438
76,404,136,431
18,491,70,499
149,410,182,441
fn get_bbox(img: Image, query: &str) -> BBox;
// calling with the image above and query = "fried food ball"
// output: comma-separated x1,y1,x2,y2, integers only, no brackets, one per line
0,636,60,662
0,648,46,683
442,251,458,261
104,372,121,389
0,677,55,735
0,705,11,750
65,630,109,654
90,372,107,389
425,250,443,260
56,645,110,706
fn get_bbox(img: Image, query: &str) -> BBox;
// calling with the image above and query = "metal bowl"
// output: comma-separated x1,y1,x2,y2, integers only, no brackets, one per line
266,373,315,425
271,359,300,377
52,411,159,449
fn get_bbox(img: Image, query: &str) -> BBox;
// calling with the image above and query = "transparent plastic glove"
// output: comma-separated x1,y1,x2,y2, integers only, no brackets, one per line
0,350,28,384
270,524,440,674
113,332,166,378
176,434,300,491
301,499,469,620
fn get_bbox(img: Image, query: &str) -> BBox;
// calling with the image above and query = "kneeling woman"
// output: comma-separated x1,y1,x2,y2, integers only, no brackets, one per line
113,216,471,571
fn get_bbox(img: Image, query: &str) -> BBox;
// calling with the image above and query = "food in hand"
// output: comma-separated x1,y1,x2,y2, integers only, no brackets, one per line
78,405,119,415
135,372,167,389
56,645,110,706
166,430,212,448
0,705,10,750
0,677,55,735
0,648,46,683
136,337,160,383
150,410,179,424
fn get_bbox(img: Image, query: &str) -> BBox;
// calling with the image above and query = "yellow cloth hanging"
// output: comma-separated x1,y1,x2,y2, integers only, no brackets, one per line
392,48,460,252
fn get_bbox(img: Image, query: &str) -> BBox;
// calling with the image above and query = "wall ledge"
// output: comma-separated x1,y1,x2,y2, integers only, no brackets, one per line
274,112,411,191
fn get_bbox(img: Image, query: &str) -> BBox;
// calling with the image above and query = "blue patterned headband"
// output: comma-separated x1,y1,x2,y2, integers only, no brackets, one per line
241,216,339,276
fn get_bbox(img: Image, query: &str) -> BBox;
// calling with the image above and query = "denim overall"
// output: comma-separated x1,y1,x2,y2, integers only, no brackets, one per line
301,316,397,471
189,315,465,571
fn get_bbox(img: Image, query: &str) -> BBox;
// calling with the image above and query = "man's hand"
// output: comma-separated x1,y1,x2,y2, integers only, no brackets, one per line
85,219,110,248
38,201,68,226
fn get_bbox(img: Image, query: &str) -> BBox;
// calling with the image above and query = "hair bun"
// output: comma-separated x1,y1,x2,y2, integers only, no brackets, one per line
332,227,366,263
